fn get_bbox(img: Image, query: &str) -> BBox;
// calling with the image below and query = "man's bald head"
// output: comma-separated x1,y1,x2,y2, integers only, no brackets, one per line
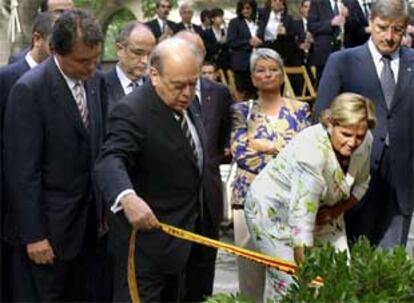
174,30,206,64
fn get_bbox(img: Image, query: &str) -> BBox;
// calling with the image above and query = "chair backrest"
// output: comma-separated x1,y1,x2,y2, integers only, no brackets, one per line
226,69,240,101
284,66,317,102
283,73,296,99
217,69,228,85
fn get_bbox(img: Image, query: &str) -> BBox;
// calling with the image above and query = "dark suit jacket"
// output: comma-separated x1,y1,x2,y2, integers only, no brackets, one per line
227,17,254,72
7,47,30,64
314,44,414,215
194,78,232,227
202,28,230,70
308,0,355,66
176,22,203,36
345,0,370,47
105,66,125,113
257,8,296,65
145,18,178,42
93,81,207,274
292,18,313,66
0,59,31,237
3,57,107,260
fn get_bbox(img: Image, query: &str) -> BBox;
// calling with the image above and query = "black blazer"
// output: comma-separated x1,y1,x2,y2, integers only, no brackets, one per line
93,81,207,273
202,28,230,70
345,0,370,47
194,78,232,226
315,44,414,215
291,18,314,66
257,8,296,65
105,66,125,113
0,58,31,239
3,57,107,260
176,22,203,36
7,47,30,64
227,17,255,72
145,18,178,42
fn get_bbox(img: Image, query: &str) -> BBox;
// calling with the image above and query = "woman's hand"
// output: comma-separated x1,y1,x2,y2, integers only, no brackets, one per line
247,137,278,154
316,205,339,226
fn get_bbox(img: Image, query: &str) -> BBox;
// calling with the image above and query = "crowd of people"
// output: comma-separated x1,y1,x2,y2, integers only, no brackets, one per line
0,0,413,302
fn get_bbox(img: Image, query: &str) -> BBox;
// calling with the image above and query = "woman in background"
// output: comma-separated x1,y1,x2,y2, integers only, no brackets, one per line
230,48,310,302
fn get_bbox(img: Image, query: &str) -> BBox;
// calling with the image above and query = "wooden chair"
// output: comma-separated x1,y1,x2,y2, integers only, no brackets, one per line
226,69,240,101
284,66,317,102
216,69,228,85
283,73,296,99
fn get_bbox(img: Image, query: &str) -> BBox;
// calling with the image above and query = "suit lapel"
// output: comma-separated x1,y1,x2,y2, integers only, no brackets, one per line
188,106,207,174
85,79,98,155
49,59,89,140
199,78,211,125
391,48,414,111
356,45,388,110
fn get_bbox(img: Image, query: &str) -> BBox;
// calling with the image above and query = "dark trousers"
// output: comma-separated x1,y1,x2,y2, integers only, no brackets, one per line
182,216,219,302
346,146,412,249
10,244,98,302
110,234,184,303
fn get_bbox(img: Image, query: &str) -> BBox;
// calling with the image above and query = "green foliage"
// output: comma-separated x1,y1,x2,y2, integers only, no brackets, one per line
73,0,102,11
282,238,414,303
203,293,254,303
204,239,414,303
141,0,178,18
103,9,136,61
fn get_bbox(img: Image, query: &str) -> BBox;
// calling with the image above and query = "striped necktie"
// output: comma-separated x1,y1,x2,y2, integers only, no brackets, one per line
178,112,198,160
74,81,89,128
380,55,395,109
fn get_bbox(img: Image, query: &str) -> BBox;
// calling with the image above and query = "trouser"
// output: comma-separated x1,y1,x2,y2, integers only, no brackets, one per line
233,208,265,302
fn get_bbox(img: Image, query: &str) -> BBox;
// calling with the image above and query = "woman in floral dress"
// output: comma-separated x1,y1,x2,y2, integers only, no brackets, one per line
245,93,376,301
230,48,310,301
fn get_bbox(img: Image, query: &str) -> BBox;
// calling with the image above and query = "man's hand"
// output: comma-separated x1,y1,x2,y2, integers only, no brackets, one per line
121,193,160,230
249,36,263,48
277,25,287,35
26,239,55,265
331,15,346,27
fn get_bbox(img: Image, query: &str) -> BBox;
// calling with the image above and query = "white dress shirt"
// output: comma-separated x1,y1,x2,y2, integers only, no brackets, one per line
25,52,38,69
368,38,399,83
245,19,258,38
116,64,143,95
264,10,282,41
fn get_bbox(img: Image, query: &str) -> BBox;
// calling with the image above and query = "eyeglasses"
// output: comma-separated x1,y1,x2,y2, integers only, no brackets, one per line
374,23,406,35
160,4,172,9
124,46,151,57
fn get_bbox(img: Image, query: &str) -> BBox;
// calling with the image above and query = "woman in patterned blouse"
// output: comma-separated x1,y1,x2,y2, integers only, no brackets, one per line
230,48,311,302
245,93,376,302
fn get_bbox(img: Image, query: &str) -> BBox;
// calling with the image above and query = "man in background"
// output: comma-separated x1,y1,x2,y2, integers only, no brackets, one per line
145,0,178,42
105,22,155,112
176,2,203,36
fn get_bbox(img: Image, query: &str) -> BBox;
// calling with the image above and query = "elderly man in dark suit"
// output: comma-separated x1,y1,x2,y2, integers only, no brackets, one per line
3,9,107,301
105,22,155,112
145,0,178,42
314,0,414,250
175,30,233,302
0,11,57,302
94,38,206,303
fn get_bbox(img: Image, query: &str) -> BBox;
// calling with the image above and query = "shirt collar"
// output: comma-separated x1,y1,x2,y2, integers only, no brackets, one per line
368,38,400,65
116,64,136,91
53,56,80,90
25,52,38,69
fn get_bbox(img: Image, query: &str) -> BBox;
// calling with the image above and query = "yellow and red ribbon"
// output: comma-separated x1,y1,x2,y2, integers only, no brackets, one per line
128,223,323,303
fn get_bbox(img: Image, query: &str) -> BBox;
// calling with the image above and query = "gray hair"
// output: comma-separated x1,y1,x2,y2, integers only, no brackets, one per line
250,48,284,74
149,37,200,75
370,0,408,24
179,2,192,13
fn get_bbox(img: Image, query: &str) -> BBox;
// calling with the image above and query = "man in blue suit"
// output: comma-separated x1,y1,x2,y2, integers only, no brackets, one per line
3,9,107,301
314,0,414,249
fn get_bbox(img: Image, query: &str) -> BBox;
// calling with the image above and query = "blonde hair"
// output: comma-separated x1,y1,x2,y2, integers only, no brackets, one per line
319,93,376,129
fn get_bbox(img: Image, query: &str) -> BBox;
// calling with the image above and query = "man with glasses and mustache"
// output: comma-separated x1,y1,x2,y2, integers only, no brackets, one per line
315,0,414,250
105,22,156,112
146,0,178,43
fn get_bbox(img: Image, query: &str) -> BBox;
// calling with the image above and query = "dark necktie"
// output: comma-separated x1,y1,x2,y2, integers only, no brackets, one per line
129,81,140,91
333,0,339,15
178,112,198,160
380,56,395,109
